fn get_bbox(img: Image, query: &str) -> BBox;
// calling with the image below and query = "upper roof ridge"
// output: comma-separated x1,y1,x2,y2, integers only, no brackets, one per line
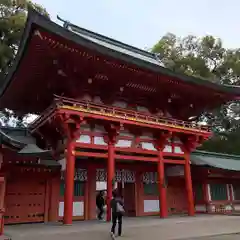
57,15,157,61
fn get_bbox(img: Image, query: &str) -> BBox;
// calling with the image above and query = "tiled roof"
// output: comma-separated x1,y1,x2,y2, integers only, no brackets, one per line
191,150,240,171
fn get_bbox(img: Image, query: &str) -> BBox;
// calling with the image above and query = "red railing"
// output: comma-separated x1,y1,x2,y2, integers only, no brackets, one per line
29,101,58,131
54,95,210,132
30,95,210,133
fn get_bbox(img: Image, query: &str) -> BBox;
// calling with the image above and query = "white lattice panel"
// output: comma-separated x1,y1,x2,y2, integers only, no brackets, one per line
96,169,135,183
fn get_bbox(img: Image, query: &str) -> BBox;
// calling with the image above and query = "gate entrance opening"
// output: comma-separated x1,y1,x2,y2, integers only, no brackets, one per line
117,182,136,217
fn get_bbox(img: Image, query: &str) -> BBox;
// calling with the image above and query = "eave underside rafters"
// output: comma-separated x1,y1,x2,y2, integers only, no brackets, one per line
0,8,239,118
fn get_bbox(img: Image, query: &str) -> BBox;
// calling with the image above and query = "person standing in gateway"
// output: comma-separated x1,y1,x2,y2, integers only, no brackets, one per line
96,190,105,221
110,190,125,238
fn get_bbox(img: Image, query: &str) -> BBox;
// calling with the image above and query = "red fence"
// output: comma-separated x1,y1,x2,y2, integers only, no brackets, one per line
30,95,211,133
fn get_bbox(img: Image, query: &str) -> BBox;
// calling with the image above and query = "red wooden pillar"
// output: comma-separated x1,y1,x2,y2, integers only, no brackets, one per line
0,175,5,236
185,153,195,216
63,141,75,225
106,141,115,222
84,168,89,221
87,166,96,220
229,184,233,202
157,150,168,218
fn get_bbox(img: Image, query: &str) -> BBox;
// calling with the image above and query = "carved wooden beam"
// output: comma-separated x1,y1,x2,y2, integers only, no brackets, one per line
180,134,206,152
104,123,120,144
154,130,172,150
58,112,85,141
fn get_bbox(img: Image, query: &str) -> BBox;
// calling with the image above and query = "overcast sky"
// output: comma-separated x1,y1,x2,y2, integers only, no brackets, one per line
34,0,239,50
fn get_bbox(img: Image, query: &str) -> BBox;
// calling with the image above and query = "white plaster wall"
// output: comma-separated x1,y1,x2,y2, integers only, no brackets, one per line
207,184,211,201
174,146,184,154
115,139,132,148
94,136,107,145
144,200,160,212
163,145,172,152
96,181,106,191
59,158,66,171
234,204,240,211
76,135,91,143
141,142,156,151
73,130,186,157
59,201,84,217
96,181,117,190
195,205,207,212
225,205,233,211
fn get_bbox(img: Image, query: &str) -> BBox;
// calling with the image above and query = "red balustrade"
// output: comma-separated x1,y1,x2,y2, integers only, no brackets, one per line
30,95,210,133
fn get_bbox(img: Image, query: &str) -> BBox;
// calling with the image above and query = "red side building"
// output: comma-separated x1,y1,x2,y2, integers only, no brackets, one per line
0,8,240,230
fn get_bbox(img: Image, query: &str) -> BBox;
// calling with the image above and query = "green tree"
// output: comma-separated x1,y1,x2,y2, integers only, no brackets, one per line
0,0,49,127
0,0,49,71
152,33,240,154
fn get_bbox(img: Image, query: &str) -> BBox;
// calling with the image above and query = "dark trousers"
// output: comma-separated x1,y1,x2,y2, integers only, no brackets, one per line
97,206,104,220
111,213,122,236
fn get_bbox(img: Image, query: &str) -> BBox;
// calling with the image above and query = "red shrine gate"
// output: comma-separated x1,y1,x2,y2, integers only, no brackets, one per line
28,96,211,224
0,9,240,232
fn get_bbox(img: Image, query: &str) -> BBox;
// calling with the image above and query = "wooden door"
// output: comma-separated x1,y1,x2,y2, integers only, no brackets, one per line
5,178,46,224
167,178,188,214
123,183,136,217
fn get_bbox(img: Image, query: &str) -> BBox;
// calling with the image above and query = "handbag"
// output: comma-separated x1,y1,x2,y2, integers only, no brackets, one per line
116,202,125,213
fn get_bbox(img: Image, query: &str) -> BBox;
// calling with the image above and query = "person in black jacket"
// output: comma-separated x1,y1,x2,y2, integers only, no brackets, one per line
96,190,105,220
110,190,124,238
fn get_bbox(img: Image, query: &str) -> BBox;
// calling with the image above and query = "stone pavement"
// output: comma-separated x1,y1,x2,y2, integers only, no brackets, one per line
189,233,240,240
4,215,240,240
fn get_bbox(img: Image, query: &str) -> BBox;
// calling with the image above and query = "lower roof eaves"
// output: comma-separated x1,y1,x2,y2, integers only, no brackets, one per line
191,150,240,171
